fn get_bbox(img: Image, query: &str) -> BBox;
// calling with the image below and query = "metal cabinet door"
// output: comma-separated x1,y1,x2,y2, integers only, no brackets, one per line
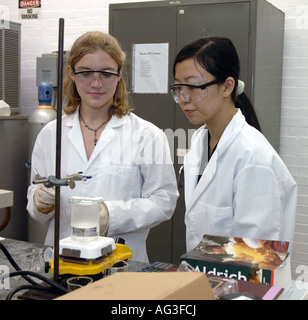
110,5,177,129
172,2,251,263
110,5,178,263
110,1,251,264
176,2,251,85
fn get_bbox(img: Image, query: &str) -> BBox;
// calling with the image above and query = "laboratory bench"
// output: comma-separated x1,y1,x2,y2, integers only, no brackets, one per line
0,237,146,300
1,237,308,300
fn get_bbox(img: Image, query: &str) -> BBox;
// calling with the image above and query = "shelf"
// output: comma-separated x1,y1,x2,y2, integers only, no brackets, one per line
0,189,13,209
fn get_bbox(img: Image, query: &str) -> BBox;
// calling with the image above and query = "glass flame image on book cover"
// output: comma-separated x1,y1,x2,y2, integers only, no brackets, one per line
181,235,289,284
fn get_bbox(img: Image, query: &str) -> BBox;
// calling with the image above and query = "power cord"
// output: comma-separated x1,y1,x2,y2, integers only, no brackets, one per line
0,242,68,299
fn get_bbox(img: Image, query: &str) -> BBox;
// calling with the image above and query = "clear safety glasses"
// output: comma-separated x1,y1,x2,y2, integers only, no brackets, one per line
169,79,220,104
73,67,120,87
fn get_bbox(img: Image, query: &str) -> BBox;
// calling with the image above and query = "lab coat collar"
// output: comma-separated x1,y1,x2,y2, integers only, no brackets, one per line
64,106,129,168
185,109,246,212
64,106,128,128
108,112,129,128
214,109,246,161
65,108,88,165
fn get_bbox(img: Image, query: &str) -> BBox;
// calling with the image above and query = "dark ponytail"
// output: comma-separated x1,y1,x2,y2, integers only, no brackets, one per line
173,37,262,132
236,93,262,132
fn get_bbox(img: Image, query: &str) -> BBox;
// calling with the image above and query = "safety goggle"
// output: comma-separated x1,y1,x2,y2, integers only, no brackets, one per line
73,67,120,87
169,79,220,103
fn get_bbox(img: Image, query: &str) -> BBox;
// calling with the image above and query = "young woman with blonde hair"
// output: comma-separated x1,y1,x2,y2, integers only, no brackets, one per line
27,31,178,262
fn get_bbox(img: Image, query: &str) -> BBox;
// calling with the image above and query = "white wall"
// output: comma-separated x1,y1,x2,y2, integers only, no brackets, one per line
267,0,308,280
1,0,308,280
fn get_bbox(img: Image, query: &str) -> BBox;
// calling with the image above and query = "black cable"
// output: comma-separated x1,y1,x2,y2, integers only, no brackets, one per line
8,270,68,294
0,242,68,296
6,284,51,301
0,242,40,287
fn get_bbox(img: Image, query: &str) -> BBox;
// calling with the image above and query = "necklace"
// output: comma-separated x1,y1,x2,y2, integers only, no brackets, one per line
79,112,109,146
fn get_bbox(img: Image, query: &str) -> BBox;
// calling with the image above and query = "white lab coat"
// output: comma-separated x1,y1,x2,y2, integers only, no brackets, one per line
27,109,179,262
184,109,297,252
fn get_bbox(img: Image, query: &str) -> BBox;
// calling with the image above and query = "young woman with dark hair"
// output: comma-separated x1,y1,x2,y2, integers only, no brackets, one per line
170,37,297,252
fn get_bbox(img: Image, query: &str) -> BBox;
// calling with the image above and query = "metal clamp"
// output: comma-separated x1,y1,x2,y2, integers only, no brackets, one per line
33,172,92,189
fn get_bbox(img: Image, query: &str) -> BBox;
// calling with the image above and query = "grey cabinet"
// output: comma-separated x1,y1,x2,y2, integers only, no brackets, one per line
0,21,21,114
109,0,284,263
0,116,28,240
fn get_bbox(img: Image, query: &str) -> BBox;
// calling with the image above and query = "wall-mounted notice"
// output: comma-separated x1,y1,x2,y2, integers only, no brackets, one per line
19,0,41,20
132,43,169,94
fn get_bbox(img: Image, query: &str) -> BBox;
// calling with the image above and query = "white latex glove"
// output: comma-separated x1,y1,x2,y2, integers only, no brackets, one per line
99,202,109,236
33,184,55,214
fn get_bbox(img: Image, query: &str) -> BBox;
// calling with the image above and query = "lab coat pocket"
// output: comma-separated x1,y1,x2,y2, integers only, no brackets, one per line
198,201,233,237
97,165,139,201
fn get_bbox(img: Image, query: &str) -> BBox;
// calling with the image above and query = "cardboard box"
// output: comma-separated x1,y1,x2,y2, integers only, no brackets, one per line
180,235,291,289
56,272,216,300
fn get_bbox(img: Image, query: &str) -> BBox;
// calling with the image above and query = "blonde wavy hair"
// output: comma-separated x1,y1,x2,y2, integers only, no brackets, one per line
63,31,132,117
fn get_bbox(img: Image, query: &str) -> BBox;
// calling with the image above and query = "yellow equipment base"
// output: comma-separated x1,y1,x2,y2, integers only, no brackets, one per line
49,243,133,277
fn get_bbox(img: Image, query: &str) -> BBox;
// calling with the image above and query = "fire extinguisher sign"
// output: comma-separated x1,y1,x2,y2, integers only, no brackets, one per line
19,0,41,19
